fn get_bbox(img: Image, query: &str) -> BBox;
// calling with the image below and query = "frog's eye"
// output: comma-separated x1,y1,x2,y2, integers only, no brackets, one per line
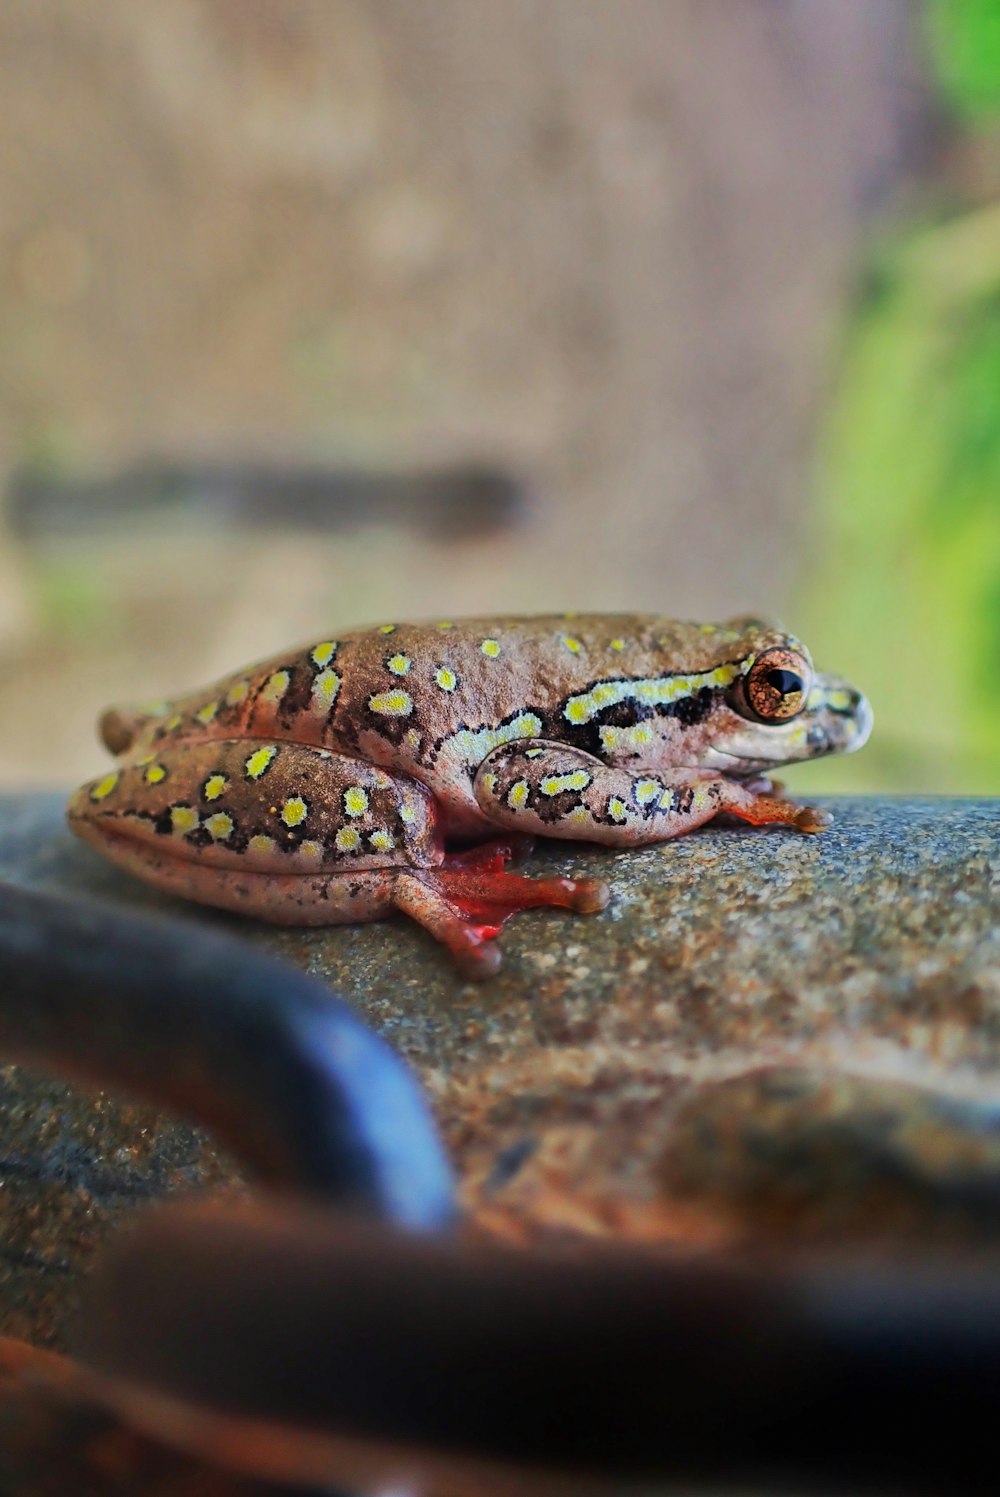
739,648,810,723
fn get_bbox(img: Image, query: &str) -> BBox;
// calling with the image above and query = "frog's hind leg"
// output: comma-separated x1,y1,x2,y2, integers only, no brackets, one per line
68,737,442,920
474,741,830,843
69,738,607,976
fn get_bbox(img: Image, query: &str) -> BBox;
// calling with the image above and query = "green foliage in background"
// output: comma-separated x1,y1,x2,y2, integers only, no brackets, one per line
797,1,1000,795
925,0,1000,120
801,212,1000,793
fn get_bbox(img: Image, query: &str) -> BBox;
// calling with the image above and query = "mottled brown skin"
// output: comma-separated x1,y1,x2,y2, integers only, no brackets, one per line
68,614,872,975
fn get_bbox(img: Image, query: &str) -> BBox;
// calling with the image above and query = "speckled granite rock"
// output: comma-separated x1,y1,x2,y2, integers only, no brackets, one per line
658,1065,1000,1244
3,793,1000,1286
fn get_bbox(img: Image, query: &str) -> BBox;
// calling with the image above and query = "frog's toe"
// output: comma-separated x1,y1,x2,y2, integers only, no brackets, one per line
452,931,504,980
794,804,833,833
563,876,611,915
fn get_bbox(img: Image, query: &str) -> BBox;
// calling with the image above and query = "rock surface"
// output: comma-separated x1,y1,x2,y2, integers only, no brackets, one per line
2,792,1000,1324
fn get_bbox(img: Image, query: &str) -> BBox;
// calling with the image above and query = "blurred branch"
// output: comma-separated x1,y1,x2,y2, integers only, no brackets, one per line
6,462,526,545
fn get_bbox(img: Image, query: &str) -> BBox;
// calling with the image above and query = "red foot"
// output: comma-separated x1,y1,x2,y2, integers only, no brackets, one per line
442,835,536,873
403,840,609,974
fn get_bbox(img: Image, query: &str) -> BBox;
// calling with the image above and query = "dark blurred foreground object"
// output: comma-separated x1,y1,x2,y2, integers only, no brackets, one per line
5,1206,1000,1496
0,882,454,1231
2,887,1000,1491
6,461,524,541
73,1202,1000,1496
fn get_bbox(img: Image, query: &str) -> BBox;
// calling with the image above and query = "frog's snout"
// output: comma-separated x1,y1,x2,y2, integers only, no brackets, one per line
808,676,873,757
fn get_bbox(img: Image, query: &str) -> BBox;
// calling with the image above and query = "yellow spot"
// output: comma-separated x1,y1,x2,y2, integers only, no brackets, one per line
369,689,413,717
312,669,341,709
205,812,234,841
165,715,182,732
659,788,675,809
387,653,411,676
568,806,591,823
608,797,628,824
435,666,457,692
89,772,119,802
699,623,718,634
203,774,228,801
561,636,582,654
299,840,324,861
562,610,578,619
540,770,592,796
343,785,369,818
610,639,625,651
635,779,661,805
378,624,396,634
335,826,361,853
144,764,167,786
195,700,219,726
138,699,170,716
507,780,530,811
369,828,395,852
481,771,498,793
481,638,501,658
399,802,418,825
406,727,421,747
245,745,278,779
248,834,276,855
311,641,338,668
280,797,308,828
261,670,290,704
525,747,543,759
136,752,156,766
225,680,249,706
170,805,199,835
437,620,454,630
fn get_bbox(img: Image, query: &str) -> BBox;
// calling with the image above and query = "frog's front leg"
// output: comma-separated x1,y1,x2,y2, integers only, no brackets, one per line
474,742,830,843
68,740,606,977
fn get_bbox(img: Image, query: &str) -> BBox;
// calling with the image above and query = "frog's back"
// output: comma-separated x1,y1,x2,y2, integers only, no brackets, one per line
102,613,748,786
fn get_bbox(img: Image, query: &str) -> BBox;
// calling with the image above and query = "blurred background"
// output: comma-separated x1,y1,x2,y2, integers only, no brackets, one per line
0,0,996,795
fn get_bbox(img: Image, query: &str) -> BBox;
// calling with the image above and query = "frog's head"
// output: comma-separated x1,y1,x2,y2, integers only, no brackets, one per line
698,624,872,777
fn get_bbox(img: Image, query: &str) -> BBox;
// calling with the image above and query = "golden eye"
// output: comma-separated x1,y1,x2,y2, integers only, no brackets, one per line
742,648,809,723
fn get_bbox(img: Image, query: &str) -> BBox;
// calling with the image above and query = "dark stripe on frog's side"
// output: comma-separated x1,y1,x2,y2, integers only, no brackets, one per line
418,678,728,774
557,684,719,761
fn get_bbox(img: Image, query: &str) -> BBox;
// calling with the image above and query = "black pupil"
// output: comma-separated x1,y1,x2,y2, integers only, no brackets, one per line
765,668,803,697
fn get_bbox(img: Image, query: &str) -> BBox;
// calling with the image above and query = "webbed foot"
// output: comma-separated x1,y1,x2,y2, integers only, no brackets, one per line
393,843,609,978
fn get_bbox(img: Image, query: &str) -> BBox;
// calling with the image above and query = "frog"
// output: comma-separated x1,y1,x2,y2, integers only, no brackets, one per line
68,614,872,977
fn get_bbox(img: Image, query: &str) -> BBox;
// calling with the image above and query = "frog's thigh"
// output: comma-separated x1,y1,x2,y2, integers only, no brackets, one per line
69,737,443,921
473,742,828,844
